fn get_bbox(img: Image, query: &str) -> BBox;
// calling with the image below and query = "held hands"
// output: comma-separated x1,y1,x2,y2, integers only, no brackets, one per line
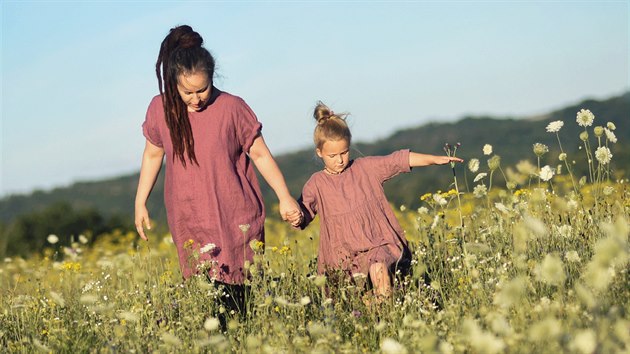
135,205,152,241
279,198,304,227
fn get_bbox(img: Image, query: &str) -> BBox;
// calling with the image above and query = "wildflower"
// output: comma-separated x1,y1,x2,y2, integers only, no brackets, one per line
463,319,505,354
49,291,66,308
516,160,537,176
47,234,59,244
534,254,566,286
487,155,501,171
238,224,251,233
417,207,428,215
299,296,311,306
483,144,493,155
493,276,527,309
399,205,406,212
558,153,567,161
565,251,581,263
494,203,509,214
119,311,139,323
594,126,604,137
80,294,98,304
579,131,589,141
529,317,562,342
539,165,554,182
603,186,614,195
604,128,617,143
532,143,548,157
183,239,195,249
555,224,573,238
473,172,487,183
606,122,616,130
468,158,480,173
576,109,594,127
313,275,326,287
473,184,487,198
78,234,88,244
200,243,217,254
204,317,221,331
570,329,597,354
162,332,182,347
595,146,612,165
381,338,408,354
433,193,447,207
546,120,564,133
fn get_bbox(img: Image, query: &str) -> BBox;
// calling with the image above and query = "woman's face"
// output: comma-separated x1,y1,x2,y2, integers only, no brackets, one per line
176,71,211,112
317,139,350,174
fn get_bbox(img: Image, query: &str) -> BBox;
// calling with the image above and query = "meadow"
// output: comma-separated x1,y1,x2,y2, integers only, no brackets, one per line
1,110,628,353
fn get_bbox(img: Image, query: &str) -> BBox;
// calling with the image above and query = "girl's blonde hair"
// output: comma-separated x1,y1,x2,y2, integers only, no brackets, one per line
313,101,352,150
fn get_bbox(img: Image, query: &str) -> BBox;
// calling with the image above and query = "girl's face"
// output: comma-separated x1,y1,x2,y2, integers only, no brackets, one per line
317,139,350,174
176,71,211,112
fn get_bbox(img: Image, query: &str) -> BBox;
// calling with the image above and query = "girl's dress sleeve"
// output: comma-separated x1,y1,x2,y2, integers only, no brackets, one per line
233,97,263,153
142,96,164,148
297,179,318,230
366,149,411,183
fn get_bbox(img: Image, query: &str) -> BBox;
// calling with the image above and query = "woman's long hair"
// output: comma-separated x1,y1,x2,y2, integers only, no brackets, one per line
155,25,216,167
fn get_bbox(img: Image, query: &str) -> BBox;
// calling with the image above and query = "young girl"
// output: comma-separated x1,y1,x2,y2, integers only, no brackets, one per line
295,101,462,301
135,25,302,310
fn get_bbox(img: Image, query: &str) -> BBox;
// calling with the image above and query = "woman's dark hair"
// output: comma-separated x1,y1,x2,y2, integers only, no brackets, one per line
156,25,216,166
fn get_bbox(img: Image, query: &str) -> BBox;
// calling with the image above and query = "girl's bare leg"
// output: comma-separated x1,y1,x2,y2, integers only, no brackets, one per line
369,263,392,298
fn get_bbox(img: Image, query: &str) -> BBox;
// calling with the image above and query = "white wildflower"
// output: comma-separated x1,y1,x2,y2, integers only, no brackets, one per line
473,184,487,198
417,207,429,215
474,173,487,183
433,193,447,207
576,109,594,127
595,146,612,165
204,317,221,331
78,234,88,244
565,251,581,263
606,122,616,130
468,158,480,173
49,291,65,308
604,128,617,143
546,120,564,133
47,234,59,245
494,203,509,214
299,296,311,306
570,329,597,354
162,332,182,347
539,165,554,182
603,186,614,195
238,224,251,233
118,311,139,323
200,243,217,254
483,144,493,155
534,254,566,286
555,224,573,238
381,338,407,354
516,160,537,176
558,153,567,161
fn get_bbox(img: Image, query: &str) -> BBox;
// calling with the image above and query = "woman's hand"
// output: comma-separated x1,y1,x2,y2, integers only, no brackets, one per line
135,205,152,241
279,198,303,227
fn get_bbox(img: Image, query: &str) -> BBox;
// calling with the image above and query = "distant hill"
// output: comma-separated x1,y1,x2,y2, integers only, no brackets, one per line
1,91,628,226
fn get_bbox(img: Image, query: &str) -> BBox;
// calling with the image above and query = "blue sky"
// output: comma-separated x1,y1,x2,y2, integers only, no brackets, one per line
1,1,628,196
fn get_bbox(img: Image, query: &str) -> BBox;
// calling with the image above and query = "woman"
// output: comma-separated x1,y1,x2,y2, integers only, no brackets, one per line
134,25,301,290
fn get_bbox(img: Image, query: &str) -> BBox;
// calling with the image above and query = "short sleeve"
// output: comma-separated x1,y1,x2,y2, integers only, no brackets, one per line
142,96,164,148
297,178,319,229
233,97,262,153
362,149,411,183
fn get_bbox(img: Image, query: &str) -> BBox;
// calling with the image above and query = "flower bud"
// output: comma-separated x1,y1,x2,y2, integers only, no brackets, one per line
533,143,549,157
487,155,501,171
579,131,589,142
558,153,567,161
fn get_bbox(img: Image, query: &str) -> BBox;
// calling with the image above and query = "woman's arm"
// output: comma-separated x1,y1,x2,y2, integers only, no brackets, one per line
409,152,463,167
134,140,165,240
248,134,302,225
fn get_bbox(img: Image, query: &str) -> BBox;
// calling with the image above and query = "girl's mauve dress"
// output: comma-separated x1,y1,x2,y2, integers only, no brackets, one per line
142,88,264,284
299,149,411,276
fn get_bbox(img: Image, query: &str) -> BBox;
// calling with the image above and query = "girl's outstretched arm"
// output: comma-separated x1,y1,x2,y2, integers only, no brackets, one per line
249,134,303,225
409,152,463,167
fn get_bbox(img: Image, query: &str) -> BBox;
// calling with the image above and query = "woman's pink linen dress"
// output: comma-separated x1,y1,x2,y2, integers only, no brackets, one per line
142,89,264,284
299,150,411,276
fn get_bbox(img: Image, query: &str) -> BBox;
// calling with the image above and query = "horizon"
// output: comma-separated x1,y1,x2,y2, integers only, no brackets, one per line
2,88,627,199
2,1,628,196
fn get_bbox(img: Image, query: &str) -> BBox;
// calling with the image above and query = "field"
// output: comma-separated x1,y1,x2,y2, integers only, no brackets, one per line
1,112,629,353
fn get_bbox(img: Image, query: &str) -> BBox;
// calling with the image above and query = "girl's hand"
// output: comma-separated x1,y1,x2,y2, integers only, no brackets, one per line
435,156,464,165
285,209,303,227
135,205,152,241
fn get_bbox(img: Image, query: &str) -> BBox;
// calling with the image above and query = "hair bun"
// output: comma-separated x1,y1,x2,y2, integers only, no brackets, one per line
178,31,203,49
